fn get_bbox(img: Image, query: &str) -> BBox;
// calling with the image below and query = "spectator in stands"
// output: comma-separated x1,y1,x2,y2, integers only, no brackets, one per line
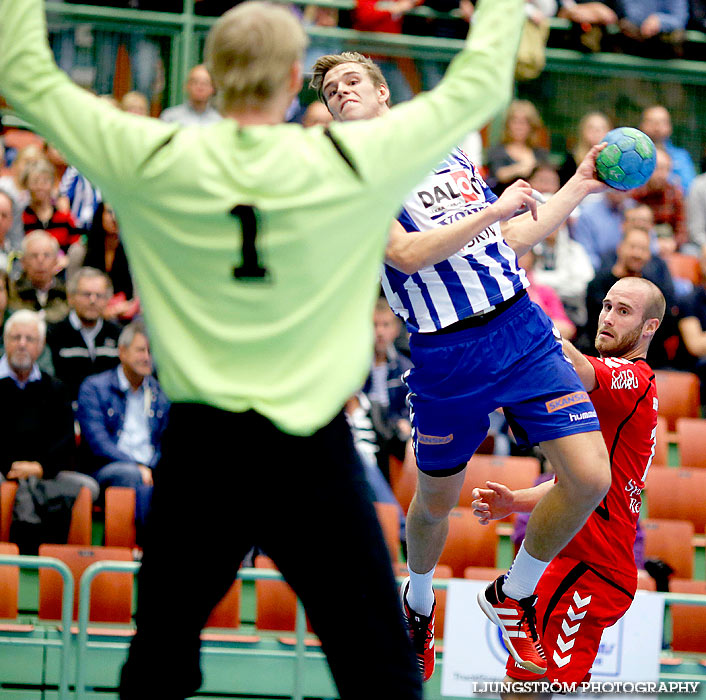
302,101,334,128
352,0,420,103
558,110,612,186
557,0,619,51
687,171,706,254
46,267,121,405
0,309,98,499
77,321,169,532
640,104,696,194
22,159,80,253
485,99,549,195
66,203,136,321
572,188,636,270
616,0,688,58
160,64,222,127
677,244,706,404
9,231,69,323
362,297,413,473
120,91,150,117
527,164,595,327
689,0,706,31
57,164,102,231
0,190,15,271
583,226,677,366
0,143,43,251
632,146,687,248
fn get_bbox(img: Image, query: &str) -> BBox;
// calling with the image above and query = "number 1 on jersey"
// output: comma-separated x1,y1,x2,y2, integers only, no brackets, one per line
231,204,269,281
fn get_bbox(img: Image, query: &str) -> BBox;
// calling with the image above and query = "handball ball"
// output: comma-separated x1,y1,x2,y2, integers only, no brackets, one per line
595,127,657,191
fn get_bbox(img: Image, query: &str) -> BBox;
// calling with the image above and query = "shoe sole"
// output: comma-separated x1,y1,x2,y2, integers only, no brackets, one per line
477,589,547,675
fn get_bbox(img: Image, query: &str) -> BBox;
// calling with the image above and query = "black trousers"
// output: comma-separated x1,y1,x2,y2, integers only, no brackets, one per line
119,404,422,699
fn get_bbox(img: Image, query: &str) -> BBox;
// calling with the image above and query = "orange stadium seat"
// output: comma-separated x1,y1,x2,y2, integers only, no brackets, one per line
675,417,706,469
104,486,137,548
464,566,506,582
205,579,242,629
460,454,541,516
642,519,694,580
374,501,401,563
653,370,701,432
38,544,134,623
254,555,314,635
669,578,706,653
0,542,20,620
389,444,418,515
665,253,702,286
1,483,92,546
438,507,497,577
646,466,706,532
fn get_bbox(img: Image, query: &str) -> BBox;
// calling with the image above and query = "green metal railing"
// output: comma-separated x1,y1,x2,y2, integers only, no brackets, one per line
2,553,706,698
0,554,74,700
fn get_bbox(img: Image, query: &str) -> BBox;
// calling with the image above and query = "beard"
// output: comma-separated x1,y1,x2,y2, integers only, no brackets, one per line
595,323,643,357
9,351,33,372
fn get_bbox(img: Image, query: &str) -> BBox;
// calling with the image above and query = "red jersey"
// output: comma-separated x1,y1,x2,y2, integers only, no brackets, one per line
560,356,657,594
23,205,80,251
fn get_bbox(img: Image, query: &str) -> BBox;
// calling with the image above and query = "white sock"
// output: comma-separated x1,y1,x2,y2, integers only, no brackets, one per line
406,567,436,617
502,541,549,601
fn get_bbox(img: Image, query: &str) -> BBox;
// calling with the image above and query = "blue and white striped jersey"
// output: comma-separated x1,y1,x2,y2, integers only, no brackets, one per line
382,148,529,333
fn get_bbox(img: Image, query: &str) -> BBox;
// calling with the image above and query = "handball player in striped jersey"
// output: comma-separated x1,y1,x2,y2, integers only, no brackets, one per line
0,0,527,697
312,54,615,680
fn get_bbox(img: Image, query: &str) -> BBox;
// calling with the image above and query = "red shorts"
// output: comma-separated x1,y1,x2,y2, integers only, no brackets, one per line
506,557,635,684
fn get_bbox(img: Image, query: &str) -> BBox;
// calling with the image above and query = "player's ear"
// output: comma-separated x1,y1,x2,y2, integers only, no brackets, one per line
378,81,390,105
289,61,304,96
643,317,660,339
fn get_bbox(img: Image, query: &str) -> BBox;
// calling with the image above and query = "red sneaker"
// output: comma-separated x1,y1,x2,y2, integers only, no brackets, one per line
400,577,436,682
477,575,547,675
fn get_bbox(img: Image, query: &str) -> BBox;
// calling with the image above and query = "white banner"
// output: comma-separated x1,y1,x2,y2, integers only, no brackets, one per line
441,579,664,698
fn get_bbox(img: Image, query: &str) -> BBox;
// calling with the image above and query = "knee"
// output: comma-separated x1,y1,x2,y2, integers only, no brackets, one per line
411,490,457,523
569,451,612,508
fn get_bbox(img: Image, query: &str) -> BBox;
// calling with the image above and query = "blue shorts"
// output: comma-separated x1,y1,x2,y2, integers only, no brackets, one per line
406,293,600,472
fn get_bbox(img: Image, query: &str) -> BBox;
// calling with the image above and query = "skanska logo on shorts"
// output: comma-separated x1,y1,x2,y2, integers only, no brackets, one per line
569,410,598,422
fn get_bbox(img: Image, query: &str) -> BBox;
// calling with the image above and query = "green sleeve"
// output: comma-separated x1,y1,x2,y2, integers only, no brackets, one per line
331,0,524,190
0,0,179,197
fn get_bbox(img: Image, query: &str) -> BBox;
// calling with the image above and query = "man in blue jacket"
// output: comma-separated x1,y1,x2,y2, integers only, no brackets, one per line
77,320,169,533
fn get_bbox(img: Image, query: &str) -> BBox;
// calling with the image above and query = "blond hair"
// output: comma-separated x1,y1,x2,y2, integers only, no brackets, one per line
310,52,389,106
205,1,307,113
501,99,545,149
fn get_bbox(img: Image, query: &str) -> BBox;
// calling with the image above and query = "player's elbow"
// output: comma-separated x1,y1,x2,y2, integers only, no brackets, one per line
386,249,423,276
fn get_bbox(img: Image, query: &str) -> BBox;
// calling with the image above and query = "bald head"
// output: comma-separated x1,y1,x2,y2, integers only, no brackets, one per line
596,277,665,359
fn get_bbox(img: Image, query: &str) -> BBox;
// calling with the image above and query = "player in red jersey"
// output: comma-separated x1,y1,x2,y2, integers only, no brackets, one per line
472,276,664,693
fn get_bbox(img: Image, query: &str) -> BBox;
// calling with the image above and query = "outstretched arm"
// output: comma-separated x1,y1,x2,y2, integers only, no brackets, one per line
385,179,538,274
471,479,554,524
502,144,608,258
561,338,598,392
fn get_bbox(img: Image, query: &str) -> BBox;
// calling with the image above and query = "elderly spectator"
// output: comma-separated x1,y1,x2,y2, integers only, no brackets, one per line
77,321,169,533
160,65,222,127
22,159,80,253
0,309,98,499
9,231,68,323
632,146,687,248
46,267,121,404
640,105,696,194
